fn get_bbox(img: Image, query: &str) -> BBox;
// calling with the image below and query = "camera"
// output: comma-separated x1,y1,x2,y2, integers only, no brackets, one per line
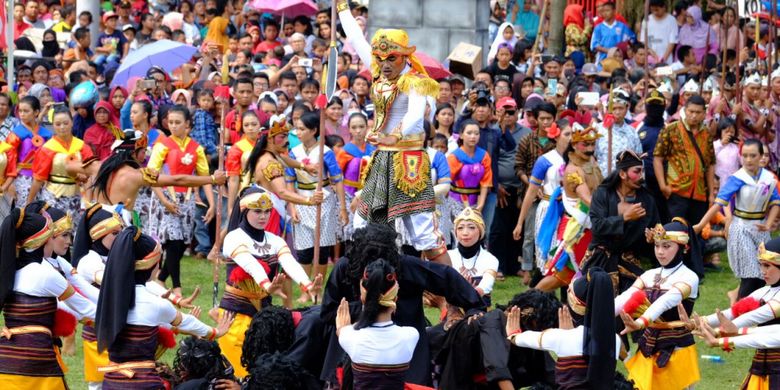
474,86,491,105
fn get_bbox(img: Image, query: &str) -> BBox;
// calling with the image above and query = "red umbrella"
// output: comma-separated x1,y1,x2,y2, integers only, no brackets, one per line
358,51,453,81
249,0,319,17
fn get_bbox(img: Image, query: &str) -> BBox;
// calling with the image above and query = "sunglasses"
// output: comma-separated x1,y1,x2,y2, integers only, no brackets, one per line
504,110,516,115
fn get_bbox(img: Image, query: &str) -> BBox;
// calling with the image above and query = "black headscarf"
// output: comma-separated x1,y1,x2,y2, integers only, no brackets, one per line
764,237,780,287
228,186,267,242
72,204,118,265
456,240,482,259
0,208,50,311
96,226,158,352
659,219,690,270
571,266,616,389
13,36,36,52
41,30,60,59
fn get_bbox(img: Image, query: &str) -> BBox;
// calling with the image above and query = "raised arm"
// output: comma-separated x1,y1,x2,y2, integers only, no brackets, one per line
337,1,372,68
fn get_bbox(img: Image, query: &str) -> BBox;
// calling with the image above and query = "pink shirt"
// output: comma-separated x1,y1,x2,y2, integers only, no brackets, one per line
714,139,740,181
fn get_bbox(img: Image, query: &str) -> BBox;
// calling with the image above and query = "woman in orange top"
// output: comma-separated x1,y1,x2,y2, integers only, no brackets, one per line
226,110,262,216
447,119,493,217
29,108,94,228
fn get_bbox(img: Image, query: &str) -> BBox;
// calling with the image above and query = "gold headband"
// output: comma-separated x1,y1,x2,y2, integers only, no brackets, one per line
51,213,73,237
371,30,416,59
453,207,486,239
267,115,290,138
759,242,780,265
567,285,587,316
571,126,602,143
378,282,399,309
135,242,162,270
89,215,124,241
19,216,53,251
650,224,689,245
239,192,274,211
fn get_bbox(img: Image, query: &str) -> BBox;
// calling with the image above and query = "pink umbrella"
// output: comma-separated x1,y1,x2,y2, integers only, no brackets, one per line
358,51,453,81
249,0,319,17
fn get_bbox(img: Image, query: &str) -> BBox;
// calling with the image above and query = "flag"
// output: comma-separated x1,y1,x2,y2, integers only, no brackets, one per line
0,3,7,50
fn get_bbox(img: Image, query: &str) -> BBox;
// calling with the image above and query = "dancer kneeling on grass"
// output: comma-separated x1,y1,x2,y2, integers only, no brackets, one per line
336,259,419,390
615,219,700,390
95,226,233,389
448,207,498,307
506,266,624,389
218,187,321,378
0,208,96,389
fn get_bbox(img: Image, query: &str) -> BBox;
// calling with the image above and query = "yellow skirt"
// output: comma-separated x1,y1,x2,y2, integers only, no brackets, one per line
83,339,110,382
217,309,253,378
625,344,700,390
742,374,770,390
0,373,66,390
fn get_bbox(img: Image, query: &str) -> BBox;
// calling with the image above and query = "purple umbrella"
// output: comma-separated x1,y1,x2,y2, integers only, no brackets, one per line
249,0,319,17
111,39,198,88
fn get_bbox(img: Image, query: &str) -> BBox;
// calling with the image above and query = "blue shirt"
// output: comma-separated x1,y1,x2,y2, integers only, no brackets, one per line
590,21,636,65
191,109,217,155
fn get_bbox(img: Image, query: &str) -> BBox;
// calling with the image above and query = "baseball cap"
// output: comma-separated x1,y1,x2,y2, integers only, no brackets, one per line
497,97,517,109
582,63,598,76
122,24,135,32
102,11,118,24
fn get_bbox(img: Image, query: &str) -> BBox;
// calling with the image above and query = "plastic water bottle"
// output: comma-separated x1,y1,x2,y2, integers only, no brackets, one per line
701,354,724,363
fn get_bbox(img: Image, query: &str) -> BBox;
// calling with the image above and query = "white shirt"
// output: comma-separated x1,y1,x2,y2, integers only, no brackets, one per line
706,285,780,328
512,325,622,358
339,321,419,365
77,250,107,287
14,262,96,321
615,263,699,321
127,285,212,338
640,14,679,65
44,256,100,303
223,228,311,287
448,248,499,294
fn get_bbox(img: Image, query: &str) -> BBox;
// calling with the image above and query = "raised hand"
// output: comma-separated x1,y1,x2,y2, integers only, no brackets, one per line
214,311,235,337
505,306,522,338
559,306,574,330
336,298,352,335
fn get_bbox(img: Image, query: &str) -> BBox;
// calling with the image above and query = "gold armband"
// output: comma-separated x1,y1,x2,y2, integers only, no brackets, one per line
336,0,349,13
140,168,160,185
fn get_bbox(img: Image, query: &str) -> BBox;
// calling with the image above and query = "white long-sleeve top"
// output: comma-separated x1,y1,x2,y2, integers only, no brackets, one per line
338,6,426,137
614,263,699,322
44,256,101,303
706,285,780,328
14,262,96,321
222,228,311,287
339,321,419,365
128,285,212,338
725,324,780,349
76,250,107,287
511,325,622,359
447,247,499,295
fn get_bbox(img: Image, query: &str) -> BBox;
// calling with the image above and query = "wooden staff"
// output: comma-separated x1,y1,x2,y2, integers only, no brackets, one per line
642,0,650,98
771,0,777,74
700,27,711,95
212,97,227,308
531,0,549,56
313,3,338,280
720,3,730,94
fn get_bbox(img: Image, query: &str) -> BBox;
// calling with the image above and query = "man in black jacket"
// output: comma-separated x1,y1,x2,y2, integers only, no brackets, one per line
582,150,660,293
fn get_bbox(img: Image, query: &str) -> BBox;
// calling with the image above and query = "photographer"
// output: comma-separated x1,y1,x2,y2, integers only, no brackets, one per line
173,337,240,390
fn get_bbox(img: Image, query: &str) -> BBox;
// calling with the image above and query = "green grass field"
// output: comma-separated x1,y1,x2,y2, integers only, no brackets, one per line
43,257,754,388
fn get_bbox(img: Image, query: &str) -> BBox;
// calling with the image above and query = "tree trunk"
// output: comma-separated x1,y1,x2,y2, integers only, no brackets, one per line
548,0,566,55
